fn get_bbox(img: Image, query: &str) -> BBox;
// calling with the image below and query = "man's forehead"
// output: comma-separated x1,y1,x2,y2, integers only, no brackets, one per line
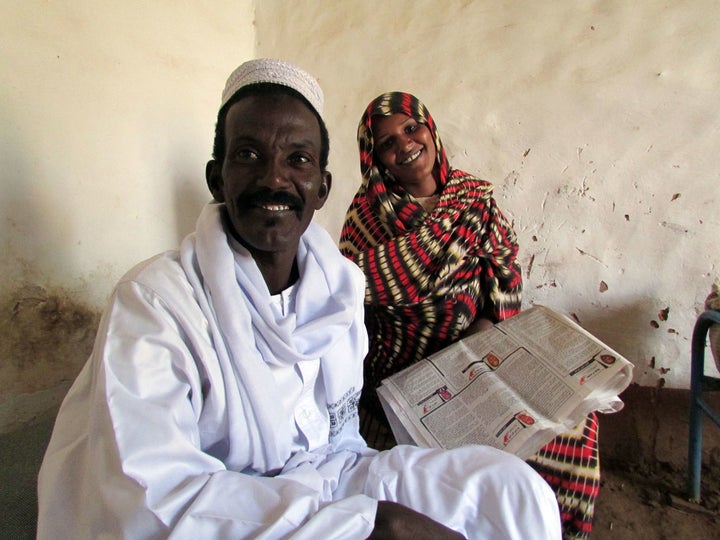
229,90,314,115
224,94,322,143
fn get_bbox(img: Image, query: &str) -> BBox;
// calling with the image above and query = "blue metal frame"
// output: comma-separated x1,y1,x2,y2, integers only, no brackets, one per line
687,309,720,502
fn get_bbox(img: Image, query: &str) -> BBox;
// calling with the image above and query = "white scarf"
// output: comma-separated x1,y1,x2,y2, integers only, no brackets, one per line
179,203,366,472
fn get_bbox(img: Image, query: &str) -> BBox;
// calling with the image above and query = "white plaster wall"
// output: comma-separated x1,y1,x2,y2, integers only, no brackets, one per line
1,1,717,397
255,0,719,388
1,0,255,308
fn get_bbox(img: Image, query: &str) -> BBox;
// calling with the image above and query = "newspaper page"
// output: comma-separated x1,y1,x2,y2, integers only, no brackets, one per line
377,305,634,459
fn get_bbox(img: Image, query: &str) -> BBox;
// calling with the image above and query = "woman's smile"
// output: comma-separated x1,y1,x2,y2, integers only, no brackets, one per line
399,148,423,164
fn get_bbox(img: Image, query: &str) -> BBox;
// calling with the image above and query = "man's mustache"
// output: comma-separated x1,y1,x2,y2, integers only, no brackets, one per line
239,189,304,211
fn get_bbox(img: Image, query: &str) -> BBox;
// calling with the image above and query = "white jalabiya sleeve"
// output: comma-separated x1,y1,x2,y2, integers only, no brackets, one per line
37,267,377,540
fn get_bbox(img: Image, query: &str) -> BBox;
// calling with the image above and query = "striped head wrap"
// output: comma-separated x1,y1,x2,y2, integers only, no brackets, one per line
340,91,523,397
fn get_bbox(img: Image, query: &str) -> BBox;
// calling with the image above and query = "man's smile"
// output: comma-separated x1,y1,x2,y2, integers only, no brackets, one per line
258,203,291,212
242,188,304,217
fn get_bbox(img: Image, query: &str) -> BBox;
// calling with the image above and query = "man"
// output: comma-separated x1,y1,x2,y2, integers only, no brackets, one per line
37,59,561,539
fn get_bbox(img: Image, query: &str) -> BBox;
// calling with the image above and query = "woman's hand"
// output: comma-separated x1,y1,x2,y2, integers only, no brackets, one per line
367,501,466,540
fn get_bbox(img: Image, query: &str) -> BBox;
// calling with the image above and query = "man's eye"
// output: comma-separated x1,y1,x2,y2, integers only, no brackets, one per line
233,148,259,161
289,153,311,165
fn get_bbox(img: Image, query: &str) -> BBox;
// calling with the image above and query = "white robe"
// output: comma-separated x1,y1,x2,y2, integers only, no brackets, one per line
37,203,561,539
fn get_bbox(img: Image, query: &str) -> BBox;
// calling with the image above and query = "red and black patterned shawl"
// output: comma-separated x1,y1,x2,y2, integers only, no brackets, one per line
339,92,523,402
342,94,601,539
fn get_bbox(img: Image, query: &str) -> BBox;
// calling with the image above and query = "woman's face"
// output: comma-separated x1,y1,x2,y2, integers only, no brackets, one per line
372,113,438,197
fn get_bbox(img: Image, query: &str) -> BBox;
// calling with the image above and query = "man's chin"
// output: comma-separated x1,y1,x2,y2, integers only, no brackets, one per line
229,213,313,251
233,228,301,255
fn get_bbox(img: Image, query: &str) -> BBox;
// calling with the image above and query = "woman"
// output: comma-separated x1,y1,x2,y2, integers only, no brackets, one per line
340,92,599,540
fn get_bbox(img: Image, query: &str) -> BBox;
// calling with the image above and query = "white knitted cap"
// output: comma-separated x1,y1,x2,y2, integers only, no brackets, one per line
220,58,324,118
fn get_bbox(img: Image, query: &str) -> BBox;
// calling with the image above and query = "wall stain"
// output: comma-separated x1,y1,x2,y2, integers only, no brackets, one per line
526,254,535,277
1,285,100,396
575,247,607,267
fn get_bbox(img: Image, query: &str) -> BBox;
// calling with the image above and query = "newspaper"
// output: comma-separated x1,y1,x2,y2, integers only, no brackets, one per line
377,305,634,459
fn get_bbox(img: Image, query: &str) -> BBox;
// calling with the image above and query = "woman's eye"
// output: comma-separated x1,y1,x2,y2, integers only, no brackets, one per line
378,138,393,151
406,124,418,134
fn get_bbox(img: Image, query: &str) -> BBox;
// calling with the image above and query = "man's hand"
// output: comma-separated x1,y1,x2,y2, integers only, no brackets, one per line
367,501,466,540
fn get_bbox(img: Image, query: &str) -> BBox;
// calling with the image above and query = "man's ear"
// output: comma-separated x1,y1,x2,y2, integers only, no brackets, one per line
206,160,225,202
315,171,332,209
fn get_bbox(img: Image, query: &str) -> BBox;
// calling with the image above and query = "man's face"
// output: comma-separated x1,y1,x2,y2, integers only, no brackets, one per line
207,93,331,260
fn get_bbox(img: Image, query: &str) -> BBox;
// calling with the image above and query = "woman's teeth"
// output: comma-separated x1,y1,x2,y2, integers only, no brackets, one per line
400,149,422,165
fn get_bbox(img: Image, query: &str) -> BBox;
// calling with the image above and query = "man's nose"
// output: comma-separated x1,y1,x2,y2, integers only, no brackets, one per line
259,158,291,188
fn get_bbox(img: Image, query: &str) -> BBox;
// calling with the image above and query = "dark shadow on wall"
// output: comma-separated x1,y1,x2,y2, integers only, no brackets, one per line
599,383,720,472
1,106,66,291
173,174,210,245
169,134,214,245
